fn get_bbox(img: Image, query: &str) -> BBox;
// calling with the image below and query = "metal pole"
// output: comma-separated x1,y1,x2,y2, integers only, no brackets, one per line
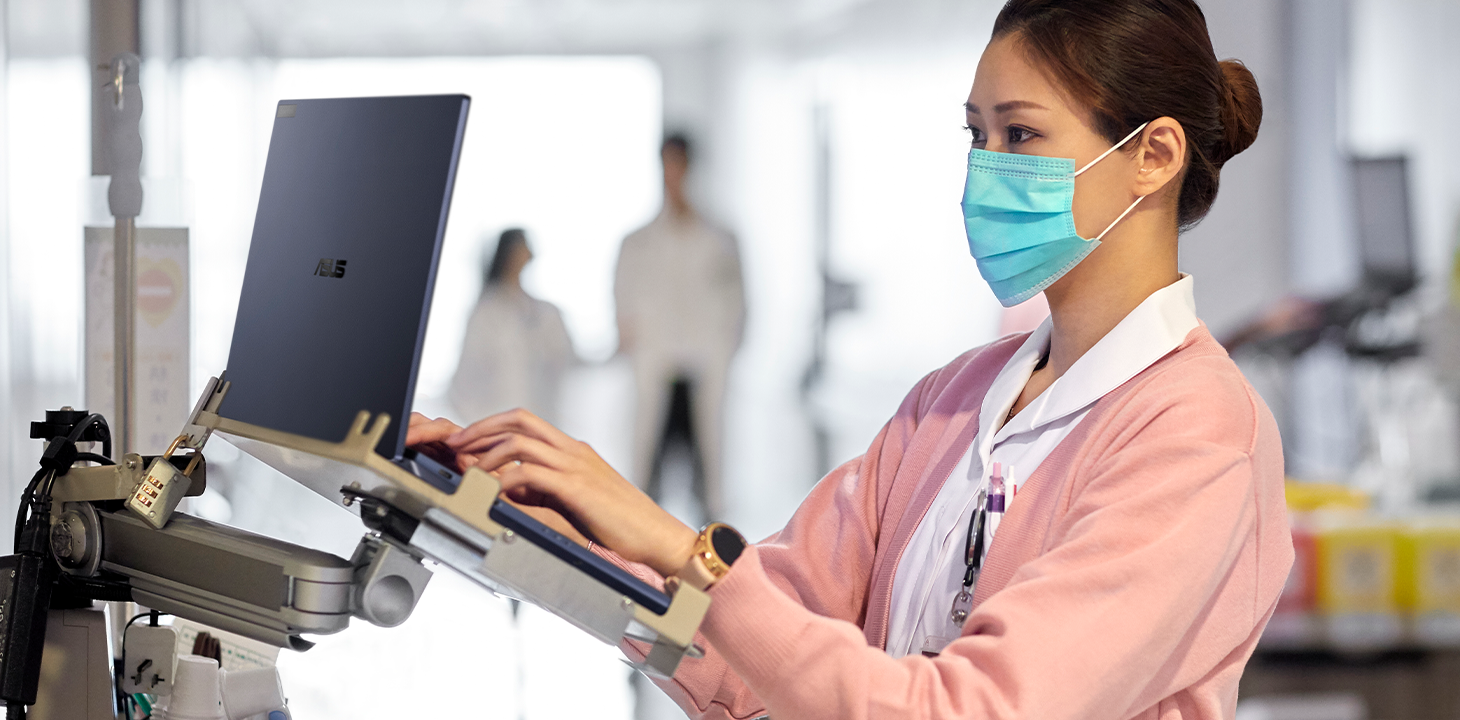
113,216,136,454
104,55,143,456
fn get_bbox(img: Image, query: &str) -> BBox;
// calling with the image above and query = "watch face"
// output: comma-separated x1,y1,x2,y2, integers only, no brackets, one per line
710,525,746,566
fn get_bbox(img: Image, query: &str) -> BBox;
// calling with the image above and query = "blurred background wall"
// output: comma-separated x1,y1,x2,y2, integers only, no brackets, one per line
2,0,1458,718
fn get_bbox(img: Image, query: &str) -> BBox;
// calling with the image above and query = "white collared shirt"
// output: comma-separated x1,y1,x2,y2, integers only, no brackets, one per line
886,275,1199,658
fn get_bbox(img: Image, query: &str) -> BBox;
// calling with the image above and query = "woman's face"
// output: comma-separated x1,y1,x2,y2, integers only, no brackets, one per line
966,34,1144,240
508,242,534,279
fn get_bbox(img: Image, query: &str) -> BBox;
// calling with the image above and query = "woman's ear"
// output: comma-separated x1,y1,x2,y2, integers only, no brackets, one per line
1134,117,1186,198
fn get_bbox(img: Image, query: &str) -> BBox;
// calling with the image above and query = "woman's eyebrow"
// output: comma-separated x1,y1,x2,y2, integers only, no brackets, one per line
964,100,1049,114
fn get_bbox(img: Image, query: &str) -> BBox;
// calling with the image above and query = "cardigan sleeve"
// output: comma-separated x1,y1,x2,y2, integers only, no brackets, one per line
603,367,946,719
680,367,1290,720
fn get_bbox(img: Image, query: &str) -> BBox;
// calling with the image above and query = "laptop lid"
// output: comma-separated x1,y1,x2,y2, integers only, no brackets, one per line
218,94,470,458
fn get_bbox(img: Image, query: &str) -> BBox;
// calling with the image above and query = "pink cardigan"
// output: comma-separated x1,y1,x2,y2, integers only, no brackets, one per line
610,325,1292,720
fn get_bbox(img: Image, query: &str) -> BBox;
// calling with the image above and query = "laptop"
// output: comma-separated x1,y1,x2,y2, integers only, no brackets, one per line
218,94,670,615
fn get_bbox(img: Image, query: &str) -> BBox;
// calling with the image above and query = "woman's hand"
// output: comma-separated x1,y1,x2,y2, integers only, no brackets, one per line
405,413,480,471
444,408,697,578
406,412,597,547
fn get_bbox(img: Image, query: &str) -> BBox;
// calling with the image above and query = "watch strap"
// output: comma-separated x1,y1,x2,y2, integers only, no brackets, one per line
677,522,746,591
677,553,719,591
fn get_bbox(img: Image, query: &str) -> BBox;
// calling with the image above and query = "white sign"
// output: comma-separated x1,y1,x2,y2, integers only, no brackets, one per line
85,226,190,455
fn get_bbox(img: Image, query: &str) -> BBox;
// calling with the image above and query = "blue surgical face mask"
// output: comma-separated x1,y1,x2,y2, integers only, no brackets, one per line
960,122,1149,307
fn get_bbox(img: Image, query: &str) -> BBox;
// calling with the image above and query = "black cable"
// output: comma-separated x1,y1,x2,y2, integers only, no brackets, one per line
20,469,49,499
123,612,150,633
61,414,111,463
0,414,113,719
97,426,112,465
12,468,48,551
122,610,165,636
75,453,115,467
14,413,112,550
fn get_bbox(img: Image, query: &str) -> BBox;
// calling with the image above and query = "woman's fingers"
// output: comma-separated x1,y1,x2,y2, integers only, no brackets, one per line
450,431,513,455
405,416,470,469
405,416,462,447
472,433,571,477
451,430,555,460
493,459,560,506
448,408,575,452
436,411,697,576
408,413,457,434
493,463,607,543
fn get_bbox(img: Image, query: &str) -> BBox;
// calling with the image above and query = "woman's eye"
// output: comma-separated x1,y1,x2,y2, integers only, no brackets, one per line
963,124,986,146
1007,126,1035,145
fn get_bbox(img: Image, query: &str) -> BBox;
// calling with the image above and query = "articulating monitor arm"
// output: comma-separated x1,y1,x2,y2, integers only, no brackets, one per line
0,407,434,717
0,371,711,716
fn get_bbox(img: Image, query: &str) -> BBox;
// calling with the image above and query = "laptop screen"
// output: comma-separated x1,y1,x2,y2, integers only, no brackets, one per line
218,94,470,458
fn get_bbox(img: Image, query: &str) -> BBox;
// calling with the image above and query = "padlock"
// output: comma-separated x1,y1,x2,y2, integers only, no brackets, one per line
125,434,198,529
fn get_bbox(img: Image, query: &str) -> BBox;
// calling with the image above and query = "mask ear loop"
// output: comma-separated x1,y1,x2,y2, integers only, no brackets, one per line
1075,121,1152,242
1092,194,1146,241
1074,121,1151,176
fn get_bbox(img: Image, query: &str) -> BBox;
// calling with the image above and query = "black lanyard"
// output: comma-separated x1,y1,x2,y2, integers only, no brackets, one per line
964,494,989,586
949,489,987,626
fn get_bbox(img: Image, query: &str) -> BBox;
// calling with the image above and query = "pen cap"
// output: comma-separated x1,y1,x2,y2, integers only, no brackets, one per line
987,462,1007,513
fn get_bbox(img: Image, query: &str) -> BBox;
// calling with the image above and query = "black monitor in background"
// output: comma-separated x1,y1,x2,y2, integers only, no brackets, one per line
1352,156,1417,297
219,94,470,459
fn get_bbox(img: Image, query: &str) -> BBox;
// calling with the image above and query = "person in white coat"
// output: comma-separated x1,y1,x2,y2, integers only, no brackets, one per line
450,228,577,426
614,134,745,522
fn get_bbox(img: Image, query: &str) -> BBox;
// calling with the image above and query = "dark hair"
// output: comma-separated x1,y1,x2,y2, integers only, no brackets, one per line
485,228,528,286
993,0,1262,230
661,132,693,164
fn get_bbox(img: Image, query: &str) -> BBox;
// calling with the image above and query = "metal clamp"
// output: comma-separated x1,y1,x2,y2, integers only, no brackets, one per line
349,536,432,628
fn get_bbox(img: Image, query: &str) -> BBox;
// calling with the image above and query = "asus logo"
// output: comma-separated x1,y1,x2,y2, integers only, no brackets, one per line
314,258,347,278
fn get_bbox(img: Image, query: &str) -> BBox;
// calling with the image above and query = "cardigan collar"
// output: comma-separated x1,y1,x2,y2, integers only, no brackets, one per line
861,323,1217,649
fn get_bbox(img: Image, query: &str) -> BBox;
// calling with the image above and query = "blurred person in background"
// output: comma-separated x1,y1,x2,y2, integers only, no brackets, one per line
614,133,745,523
449,228,576,425
413,0,1293,717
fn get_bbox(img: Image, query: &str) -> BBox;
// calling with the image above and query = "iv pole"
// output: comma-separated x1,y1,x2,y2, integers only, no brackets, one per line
104,54,142,456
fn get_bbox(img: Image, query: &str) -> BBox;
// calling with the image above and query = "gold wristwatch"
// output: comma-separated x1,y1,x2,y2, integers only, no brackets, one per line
677,522,747,591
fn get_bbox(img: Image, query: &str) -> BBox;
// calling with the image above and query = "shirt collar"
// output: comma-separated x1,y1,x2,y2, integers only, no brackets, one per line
975,325,1049,460
977,274,1199,457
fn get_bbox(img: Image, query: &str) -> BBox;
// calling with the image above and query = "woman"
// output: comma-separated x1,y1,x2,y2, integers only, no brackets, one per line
409,1,1293,717
447,228,576,425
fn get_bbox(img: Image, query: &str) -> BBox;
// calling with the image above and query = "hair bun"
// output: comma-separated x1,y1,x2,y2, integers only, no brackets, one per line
1215,59,1262,165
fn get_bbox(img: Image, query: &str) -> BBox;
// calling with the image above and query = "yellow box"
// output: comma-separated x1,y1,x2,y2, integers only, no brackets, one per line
1315,514,1399,615
1398,519,1460,615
